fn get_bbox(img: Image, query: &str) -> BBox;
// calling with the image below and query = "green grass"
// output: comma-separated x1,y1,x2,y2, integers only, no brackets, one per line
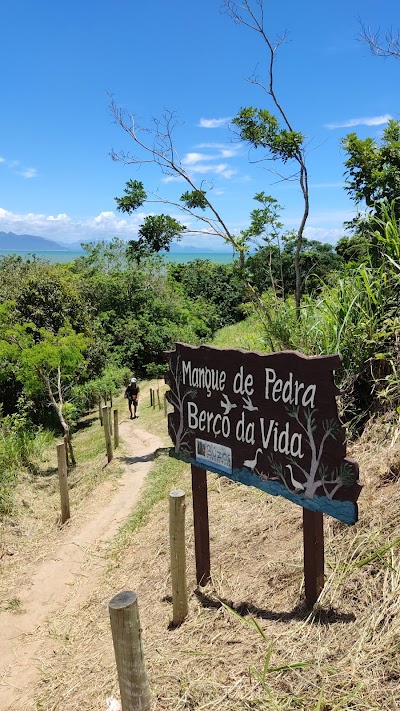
1,596,23,613
210,314,266,351
111,453,187,556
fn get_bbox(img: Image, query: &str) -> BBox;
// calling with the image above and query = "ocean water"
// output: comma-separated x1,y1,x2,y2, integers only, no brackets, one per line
0,250,235,265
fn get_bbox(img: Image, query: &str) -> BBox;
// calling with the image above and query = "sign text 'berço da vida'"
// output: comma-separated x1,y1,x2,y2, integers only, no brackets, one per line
166,343,361,525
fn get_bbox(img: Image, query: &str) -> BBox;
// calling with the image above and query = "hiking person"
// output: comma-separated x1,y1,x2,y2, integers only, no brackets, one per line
124,378,140,419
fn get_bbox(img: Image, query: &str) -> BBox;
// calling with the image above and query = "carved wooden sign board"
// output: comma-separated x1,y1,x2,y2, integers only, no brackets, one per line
166,343,361,525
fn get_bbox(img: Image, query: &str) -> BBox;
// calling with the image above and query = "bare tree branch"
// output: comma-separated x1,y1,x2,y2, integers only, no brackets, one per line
359,21,400,59
222,0,309,314
109,97,246,265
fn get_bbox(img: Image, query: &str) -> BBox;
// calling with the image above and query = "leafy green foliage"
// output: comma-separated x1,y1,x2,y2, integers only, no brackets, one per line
114,179,147,213
126,214,187,262
342,119,400,233
233,107,304,162
180,189,208,210
246,235,342,296
253,209,400,430
168,259,247,328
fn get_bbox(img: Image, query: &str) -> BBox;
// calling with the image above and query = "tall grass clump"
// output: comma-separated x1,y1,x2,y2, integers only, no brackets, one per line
0,399,53,513
254,203,400,430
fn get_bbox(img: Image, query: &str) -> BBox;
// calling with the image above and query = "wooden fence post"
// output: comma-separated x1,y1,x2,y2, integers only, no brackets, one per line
113,409,119,449
169,489,188,625
98,399,103,425
163,392,168,417
150,388,153,407
303,509,325,607
157,386,161,410
108,406,113,435
109,591,151,711
57,442,70,524
152,389,156,410
63,433,70,469
102,406,113,463
191,465,211,586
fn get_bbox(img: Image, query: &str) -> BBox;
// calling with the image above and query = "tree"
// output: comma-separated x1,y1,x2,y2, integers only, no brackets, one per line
223,0,310,315
359,22,400,59
0,302,88,465
110,107,247,266
342,119,400,233
247,235,341,296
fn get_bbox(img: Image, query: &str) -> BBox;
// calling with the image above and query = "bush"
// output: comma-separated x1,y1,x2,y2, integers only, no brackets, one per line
0,399,53,514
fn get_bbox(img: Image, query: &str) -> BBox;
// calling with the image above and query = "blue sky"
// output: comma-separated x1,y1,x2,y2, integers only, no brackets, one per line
0,0,398,249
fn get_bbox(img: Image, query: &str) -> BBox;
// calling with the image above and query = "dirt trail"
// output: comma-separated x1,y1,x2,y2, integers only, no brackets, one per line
0,420,164,710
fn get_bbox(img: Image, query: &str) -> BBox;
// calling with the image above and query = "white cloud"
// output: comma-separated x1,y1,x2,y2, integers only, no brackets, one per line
219,148,237,158
182,152,214,166
17,167,39,179
188,162,237,179
161,175,185,183
325,114,392,130
0,207,148,243
0,156,39,178
198,117,231,129
195,142,242,151
303,226,345,244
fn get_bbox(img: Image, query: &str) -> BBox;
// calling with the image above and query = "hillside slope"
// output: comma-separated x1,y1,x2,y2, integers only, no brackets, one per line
33,395,400,710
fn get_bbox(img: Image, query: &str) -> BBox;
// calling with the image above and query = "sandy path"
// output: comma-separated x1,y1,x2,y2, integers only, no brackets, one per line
0,420,164,710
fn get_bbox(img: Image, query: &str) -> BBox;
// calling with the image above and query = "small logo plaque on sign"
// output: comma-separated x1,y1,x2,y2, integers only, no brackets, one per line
195,439,232,475
166,343,361,525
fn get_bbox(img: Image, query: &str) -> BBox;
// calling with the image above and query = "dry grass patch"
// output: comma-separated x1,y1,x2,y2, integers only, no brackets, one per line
0,408,124,603
34,418,400,711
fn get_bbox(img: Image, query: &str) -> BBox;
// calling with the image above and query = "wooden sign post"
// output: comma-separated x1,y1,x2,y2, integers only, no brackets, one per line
166,343,361,607
191,465,211,586
303,509,324,606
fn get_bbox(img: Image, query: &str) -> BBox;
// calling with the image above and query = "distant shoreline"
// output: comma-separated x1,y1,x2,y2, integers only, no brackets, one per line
0,250,235,264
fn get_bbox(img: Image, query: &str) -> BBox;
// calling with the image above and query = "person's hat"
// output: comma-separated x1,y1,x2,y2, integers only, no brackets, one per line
131,378,137,383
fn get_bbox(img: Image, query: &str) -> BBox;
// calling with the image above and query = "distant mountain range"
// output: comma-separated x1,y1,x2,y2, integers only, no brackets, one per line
0,231,232,253
0,231,72,251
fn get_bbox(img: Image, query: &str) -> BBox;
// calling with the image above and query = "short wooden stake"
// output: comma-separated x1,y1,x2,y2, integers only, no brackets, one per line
150,388,153,407
102,406,113,463
157,386,161,410
113,409,119,449
98,399,103,425
163,392,168,417
169,489,188,625
109,591,151,711
152,390,156,410
191,465,211,586
303,508,325,607
108,406,113,435
57,442,70,524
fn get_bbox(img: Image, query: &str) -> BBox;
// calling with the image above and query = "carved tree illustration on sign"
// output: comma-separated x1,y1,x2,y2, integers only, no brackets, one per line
166,353,196,454
267,407,348,498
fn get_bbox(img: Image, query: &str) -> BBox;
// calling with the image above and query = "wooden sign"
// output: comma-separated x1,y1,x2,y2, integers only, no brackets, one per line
166,343,361,525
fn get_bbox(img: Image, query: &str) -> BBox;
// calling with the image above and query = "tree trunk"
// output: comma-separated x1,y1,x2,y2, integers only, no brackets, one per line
40,371,76,466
